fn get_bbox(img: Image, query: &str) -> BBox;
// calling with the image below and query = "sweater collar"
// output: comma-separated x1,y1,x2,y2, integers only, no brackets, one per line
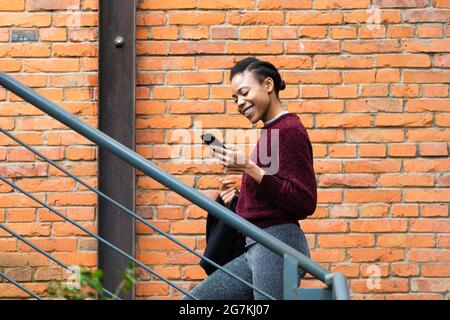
263,110,290,128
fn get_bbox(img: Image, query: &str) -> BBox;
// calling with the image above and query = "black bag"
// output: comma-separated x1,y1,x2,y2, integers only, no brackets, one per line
199,195,246,275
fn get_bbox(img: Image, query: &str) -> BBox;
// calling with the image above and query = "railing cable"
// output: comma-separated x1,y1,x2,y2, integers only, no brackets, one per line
0,175,197,300
0,223,121,300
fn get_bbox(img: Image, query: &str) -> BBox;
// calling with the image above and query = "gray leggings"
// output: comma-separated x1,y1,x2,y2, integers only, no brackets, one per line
181,223,310,300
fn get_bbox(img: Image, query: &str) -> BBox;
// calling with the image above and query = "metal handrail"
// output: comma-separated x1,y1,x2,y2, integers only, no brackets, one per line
0,72,350,299
0,127,275,300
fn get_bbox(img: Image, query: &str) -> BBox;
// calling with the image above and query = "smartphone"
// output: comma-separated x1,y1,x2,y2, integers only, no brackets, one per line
200,133,226,150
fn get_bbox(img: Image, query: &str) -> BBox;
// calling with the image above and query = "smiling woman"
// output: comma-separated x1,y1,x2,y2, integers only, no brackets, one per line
182,57,317,300
231,57,287,124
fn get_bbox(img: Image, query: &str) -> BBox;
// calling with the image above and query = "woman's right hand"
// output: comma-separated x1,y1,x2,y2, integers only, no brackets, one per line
219,179,239,206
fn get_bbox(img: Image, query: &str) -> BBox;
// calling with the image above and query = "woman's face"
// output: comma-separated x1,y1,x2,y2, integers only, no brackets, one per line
231,70,273,124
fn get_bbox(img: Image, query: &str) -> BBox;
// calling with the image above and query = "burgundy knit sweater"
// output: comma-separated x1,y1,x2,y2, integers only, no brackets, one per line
236,112,317,229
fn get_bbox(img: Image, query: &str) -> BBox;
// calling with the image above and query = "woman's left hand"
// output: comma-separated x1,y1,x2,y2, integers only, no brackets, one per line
210,144,253,173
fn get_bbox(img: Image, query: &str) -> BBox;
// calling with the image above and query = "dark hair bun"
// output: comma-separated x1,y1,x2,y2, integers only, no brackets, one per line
280,80,286,91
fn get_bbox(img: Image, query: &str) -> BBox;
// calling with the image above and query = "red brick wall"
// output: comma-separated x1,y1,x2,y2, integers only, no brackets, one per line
0,0,99,298
135,0,449,300
0,0,449,300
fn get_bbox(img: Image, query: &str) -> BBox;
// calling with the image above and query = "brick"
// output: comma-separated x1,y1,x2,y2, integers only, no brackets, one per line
351,220,407,232
375,54,430,68
359,144,386,158
348,249,404,263
359,25,386,39
421,204,448,217
0,43,51,58
0,58,21,72
171,220,206,234
68,29,97,42
18,238,78,253
210,26,237,40
170,12,225,25
52,252,96,267
389,25,414,38
422,264,450,277
139,0,196,10
311,249,346,262
391,263,420,277
258,0,312,9
227,41,284,54
4,267,32,282
388,143,417,157
391,205,417,218
378,174,434,187
52,43,97,57
270,26,297,40
360,204,389,217
329,145,357,158
345,10,401,23
136,282,169,296
240,26,268,40
301,220,348,233
287,41,340,54
0,13,51,27
136,220,170,235
347,99,402,112
330,26,357,39
298,26,327,39
229,11,284,25
422,85,448,97
53,13,98,27
23,58,80,72
287,12,342,25
318,235,374,248
417,25,443,38
138,237,195,251
404,189,450,202
404,10,450,23
343,40,400,53
319,174,376,188
315,55,372,69
392,84,420,97
403,39,450,53
39,28,67,41
378,235,435,248
352,278,410,293
315,0,370,9
419,143,448,156
27,0,80,11
156,207,184,220
186,206,207,219
168,101,224,114
34,267,64,281
7,208,36,222
136,12,166,26
330,264,360,278
409,249,450,263
345,160,401,173
411,278,450,293
374,0,428,7
0,0,25,11
410,219,450,233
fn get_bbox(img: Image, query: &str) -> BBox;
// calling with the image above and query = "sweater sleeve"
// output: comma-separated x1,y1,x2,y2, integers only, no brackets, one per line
255,127,317,218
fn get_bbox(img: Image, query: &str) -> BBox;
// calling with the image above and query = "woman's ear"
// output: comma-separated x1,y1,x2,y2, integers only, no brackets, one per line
265,77,274,94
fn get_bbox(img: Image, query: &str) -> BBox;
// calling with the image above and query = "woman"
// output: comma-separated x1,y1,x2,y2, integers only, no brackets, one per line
182,57,317,300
